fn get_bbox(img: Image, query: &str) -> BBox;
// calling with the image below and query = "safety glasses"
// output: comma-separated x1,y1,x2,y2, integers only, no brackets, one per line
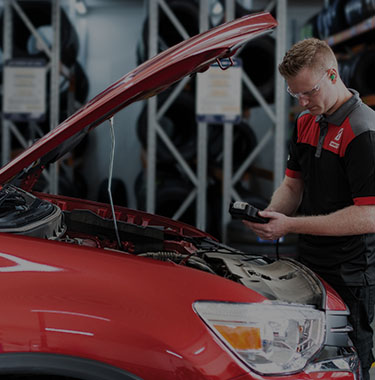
287,71,329,99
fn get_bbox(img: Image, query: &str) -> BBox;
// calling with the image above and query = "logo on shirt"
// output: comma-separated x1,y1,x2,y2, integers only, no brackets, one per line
329,127,344,150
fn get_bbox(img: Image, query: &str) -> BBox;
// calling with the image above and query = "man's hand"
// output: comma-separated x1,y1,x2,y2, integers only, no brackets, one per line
243,210,290,241
244,205,375,238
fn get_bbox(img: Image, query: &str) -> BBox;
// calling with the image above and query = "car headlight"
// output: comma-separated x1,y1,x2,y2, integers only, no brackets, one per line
193,301,325,375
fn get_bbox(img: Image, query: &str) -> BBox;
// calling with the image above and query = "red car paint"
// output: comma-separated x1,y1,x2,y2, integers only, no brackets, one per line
0,233,265,379
0,11,359,380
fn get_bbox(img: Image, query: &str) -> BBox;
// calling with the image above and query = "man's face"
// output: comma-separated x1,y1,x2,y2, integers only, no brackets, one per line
287,67,335,116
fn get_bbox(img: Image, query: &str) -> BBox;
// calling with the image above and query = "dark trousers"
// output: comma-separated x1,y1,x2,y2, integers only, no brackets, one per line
333,284,375,380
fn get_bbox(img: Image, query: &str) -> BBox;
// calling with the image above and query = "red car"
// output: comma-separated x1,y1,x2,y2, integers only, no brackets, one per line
0,11,361,380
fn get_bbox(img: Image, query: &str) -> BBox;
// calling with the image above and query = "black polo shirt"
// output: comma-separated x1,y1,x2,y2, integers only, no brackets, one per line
286,90,375,286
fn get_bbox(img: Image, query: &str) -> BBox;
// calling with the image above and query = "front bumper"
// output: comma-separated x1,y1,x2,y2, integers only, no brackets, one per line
305,346,361,380
231,346,361,380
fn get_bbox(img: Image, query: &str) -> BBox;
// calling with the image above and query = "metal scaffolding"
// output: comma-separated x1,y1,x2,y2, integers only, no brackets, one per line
145,0,287,241
1,0,74,194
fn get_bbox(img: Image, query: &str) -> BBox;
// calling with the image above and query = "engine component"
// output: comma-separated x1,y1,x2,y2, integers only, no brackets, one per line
0,185,65,239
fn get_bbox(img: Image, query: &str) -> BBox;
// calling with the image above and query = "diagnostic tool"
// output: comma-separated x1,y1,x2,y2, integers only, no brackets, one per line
229,201,269,224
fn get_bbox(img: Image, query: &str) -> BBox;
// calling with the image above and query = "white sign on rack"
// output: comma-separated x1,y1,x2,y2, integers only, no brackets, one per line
196,58,242,123
3,58,47,122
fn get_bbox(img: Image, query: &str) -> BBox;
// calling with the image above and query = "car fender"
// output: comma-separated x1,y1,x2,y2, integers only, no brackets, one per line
0,233,264,379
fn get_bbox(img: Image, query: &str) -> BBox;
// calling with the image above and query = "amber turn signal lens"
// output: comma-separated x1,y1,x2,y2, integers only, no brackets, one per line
214,325,261,350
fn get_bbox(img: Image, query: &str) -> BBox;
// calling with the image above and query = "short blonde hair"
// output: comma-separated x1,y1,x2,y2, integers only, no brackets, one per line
278,38,337,78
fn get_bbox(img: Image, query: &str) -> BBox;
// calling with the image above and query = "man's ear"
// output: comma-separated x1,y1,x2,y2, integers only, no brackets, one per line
329,69,337,83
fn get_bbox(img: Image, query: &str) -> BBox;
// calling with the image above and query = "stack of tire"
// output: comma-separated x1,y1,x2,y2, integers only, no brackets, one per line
338,48,375,97
136,0,276,109
0,1,90,132
135,89,260,237
0,0,90,198
301,0,375,41
134,1,275,238
300,0,375,99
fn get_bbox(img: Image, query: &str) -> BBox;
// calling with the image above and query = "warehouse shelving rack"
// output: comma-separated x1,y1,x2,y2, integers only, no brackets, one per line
1,0,80,194
326,14,375,46
145,0,287,242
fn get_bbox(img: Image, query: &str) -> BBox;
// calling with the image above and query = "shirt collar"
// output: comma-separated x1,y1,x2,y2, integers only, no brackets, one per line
315,89,362,126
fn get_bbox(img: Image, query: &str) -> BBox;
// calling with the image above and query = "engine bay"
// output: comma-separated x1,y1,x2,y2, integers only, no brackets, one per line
0,184,323,307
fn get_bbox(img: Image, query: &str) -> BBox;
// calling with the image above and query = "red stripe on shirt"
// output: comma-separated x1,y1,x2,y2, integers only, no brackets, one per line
285,168,302,179
297,113,319,147
353,196,375,205
296,115,356,157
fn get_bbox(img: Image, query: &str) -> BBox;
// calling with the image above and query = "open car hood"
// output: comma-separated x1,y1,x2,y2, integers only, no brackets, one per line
0,11,277,188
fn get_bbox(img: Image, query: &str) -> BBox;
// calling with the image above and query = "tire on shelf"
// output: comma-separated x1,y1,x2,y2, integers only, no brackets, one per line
211,1,276,27
316,0,348,39
238,35,275,108
208,120,258,175
1,60,89,151
344,0,375,27
0,0,79,67
136,90,199,164
97,178,128,207
135,0,199,95
58,167,88,199
35,60,90,135
338,49,375,96
136,0,200,65
136,1,275,106
33,164,88,198
134,168,219,237
231,3,275,108
59,60,90,120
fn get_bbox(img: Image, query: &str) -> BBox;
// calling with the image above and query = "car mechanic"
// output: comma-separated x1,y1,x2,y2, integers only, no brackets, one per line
243,37,375,380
